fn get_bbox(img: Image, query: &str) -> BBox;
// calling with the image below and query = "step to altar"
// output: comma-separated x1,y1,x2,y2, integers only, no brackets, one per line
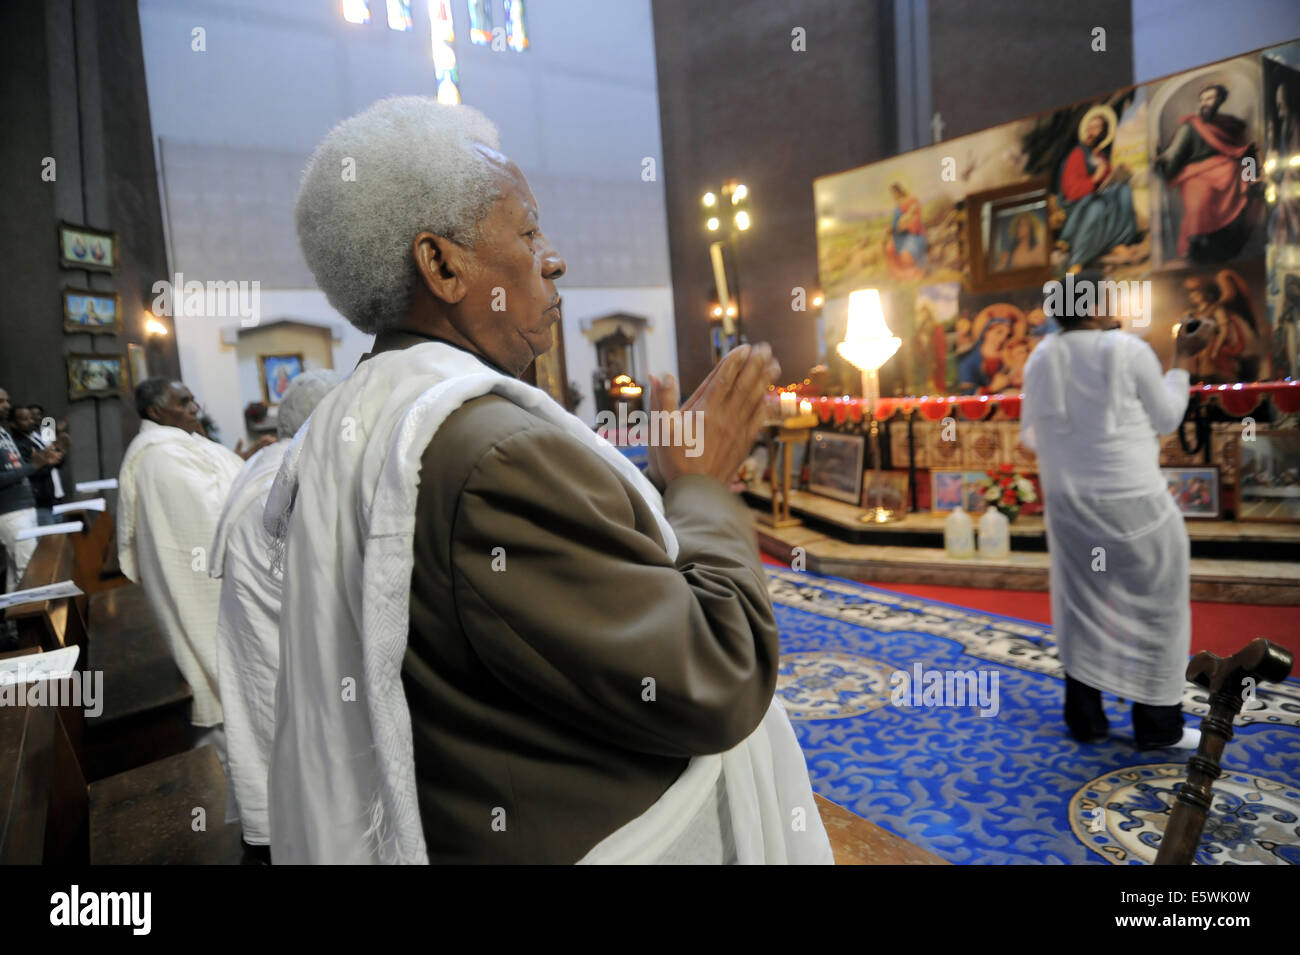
749,505,1300,606
744,486,1300,561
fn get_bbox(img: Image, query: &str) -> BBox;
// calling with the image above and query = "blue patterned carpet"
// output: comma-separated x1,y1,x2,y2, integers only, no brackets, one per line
768,567,1300,865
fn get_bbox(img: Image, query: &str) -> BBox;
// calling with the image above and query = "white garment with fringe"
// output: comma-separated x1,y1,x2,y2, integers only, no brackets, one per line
264,341,832,865
209,440,290,844
117,420,244,726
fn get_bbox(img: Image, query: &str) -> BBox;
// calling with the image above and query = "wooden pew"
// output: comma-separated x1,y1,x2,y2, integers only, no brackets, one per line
82,584,192,781
4,522,194,780
4,531,79,652
0,647,89,864
2,647,241,865
814,793,949,865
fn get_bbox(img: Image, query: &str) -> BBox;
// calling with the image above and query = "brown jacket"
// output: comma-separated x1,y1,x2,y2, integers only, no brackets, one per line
366,332,779,863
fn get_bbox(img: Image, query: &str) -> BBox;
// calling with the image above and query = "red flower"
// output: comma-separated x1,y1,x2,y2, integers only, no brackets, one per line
1000,477,1012,488
999,463,1014,474
1002,490,1017,504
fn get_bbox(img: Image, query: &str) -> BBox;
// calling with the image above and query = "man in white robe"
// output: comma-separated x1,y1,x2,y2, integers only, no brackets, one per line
1021,274,1213,750
117,378,273,756
209,370,339,857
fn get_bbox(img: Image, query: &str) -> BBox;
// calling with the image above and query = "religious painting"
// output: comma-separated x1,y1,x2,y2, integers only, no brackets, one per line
863,469,909,513
984,88,1151,278
953,287,1059,395
806,430,865,505
62,288,122,335
1263,47,1300,273
908,283,961,395
1161,466,1220,518
1237,431,1300,522
814,121,1035,297
1144,262,1270,381
929,469,987,513
57,222,118,272
259,353,303,405
965,179,1054,292
1267,270,1299,380
66,353,127,400
1148,56,1267,267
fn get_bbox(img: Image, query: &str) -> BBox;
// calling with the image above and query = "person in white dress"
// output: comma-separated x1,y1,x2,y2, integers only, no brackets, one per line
1021,274,1213,750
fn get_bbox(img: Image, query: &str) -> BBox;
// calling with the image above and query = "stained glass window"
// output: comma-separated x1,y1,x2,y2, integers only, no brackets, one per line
342,0,371,25
429,0,461,103
467,0,491,46
504,0,528,52
386,0,412,31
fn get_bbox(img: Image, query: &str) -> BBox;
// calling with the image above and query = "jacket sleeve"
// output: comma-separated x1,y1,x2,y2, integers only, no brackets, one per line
447,423,779,758
0,459,37,489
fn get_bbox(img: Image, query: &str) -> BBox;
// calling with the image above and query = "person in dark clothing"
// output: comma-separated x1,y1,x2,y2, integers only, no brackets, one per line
0,388,63,591
13,406,71,525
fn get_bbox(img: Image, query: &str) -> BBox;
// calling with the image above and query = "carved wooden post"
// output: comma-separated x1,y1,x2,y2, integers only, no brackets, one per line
1154,638,1293,865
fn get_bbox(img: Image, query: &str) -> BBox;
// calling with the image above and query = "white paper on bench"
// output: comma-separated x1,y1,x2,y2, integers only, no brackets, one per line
52,498,106,515
75,478,118,492
0,645,81,684
0,579,85,611
14,521,83,540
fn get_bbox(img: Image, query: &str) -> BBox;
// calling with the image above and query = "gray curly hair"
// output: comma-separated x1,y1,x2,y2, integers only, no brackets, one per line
276,369,341,438
295,97,503,334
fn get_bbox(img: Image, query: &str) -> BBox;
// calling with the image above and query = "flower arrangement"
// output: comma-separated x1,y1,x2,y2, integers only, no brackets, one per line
979,463,1036,522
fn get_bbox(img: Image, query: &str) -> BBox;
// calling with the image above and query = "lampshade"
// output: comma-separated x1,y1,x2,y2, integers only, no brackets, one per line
836,289,901,372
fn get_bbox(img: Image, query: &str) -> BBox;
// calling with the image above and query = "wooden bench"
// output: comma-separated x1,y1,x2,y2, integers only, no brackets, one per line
4,522,194,781
0,647,89,864
1,648,242,865
82,584,192,781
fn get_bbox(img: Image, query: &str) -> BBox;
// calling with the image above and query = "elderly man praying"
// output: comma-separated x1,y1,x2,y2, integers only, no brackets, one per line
118,379,274,757
267,97,830,864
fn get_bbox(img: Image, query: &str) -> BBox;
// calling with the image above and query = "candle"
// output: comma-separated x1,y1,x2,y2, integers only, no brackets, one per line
799,398,812,415
779,392,796,417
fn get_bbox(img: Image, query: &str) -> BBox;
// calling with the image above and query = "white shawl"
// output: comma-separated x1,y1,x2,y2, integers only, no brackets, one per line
209,441,290,843
117,420,245,726
265,341,830,865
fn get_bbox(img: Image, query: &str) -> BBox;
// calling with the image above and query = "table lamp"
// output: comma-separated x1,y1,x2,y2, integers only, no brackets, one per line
837,289,903,523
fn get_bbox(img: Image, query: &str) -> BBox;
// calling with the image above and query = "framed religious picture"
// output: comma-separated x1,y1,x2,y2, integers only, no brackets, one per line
806,430,865,505
127,343,148,390
929,468,988,513
1161,466,1220,518
964,178,1054,294
62,287,122,335
864,469,910,513
259,353,304,405
58,222,118,272
66,353,127,400
1237,431,1300,522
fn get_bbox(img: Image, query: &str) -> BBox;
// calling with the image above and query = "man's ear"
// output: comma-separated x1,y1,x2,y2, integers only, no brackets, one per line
412,232,471,306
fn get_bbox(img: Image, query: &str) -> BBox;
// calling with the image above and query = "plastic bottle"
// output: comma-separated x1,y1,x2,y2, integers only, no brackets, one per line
978,507,1010,559
944,507,974,558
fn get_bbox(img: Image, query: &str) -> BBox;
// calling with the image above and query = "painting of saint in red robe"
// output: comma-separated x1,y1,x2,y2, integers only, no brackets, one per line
882,182,928,281
1154,82,1265,263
